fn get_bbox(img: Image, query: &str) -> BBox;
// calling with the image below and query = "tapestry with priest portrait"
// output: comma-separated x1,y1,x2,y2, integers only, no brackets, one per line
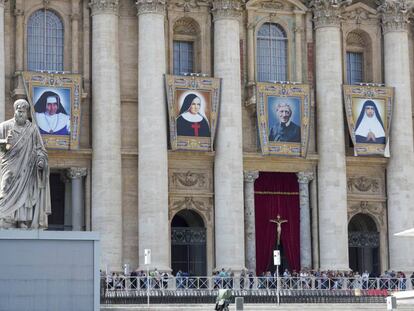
343,85,393,156
256,83,310,157
22,72,81,150
165,75,221,151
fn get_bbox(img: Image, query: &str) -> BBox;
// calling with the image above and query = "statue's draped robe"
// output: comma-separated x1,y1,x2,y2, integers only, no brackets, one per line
0,119,50,228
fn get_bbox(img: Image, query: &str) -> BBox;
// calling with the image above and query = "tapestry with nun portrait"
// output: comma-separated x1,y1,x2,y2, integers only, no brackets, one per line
165,75,221,151
22,72,82,150
343,85,394,156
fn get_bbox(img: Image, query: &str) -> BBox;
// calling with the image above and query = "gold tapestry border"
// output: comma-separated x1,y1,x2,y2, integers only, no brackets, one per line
255,191,299,195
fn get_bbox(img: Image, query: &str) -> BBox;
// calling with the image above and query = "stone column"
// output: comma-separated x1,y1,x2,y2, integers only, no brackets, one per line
297,172,314,269
244,171,259,273
12,2,25,101
379,0,414,271
311,0,349,270
71,0,80,73
294,11,304,83
67,168,87,231
60,173,72,231
136,0,170,272
213,0,245,273
90,0,122,271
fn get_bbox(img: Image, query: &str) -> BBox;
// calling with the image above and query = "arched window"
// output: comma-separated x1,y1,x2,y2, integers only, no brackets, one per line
256,23,288,82
27,9,64,71
346,30,372,84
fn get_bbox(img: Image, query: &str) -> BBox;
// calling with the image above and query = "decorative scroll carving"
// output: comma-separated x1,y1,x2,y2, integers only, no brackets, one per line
169,196,213,222
377,0,409,33
343,8,371,24
212,0,243,20
89,0,119,15
310,0,351,28
173,17,200,35
67,167,88,179
347,176,380,193
174,0,209,12
244,171,259,183
348,201,385,226
136,0,166,15
346,31,366,47
172,171,207,188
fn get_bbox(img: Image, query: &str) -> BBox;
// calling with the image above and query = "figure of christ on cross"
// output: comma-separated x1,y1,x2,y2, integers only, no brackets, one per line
270,215,288,248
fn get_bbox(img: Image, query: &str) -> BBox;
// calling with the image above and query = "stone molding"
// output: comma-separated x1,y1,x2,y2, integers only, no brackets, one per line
310,0,351,28
136,0,167,15
212,0,243,21
89,0,119,15
243,170,259,183
67,167,88,179
378,0,409,33
297,171,314,184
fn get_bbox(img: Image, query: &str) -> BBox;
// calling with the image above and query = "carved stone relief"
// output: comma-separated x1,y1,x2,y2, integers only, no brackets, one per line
348,201,386,227
173,0,209,12
169,196,213,223
170,169,212,192
173,17,200,35
347,176,381,194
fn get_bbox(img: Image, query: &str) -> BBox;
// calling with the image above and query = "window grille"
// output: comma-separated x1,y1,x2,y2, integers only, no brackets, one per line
346,52,363,85
27,9,64,71
257,23,288,82
173,41,194,75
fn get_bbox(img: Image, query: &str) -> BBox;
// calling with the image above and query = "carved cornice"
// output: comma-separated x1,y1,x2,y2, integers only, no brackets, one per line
310,0,351,28
378,0,409,33
244,171,259,183
297,171,314,184
136,0,167,15
89,0,119,15
67,167,88,179
212,0,243,21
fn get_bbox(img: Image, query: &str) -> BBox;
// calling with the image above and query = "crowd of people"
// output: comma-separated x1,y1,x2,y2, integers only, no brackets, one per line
102,268,414,291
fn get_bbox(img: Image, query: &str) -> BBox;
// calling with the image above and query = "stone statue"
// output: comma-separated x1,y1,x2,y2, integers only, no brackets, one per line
270,215,288,247
0,99,51,229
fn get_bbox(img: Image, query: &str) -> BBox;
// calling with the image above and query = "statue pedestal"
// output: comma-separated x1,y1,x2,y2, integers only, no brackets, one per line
0,230,100,311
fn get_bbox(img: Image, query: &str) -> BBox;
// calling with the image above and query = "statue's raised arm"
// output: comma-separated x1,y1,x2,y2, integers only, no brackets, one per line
0,99,51,229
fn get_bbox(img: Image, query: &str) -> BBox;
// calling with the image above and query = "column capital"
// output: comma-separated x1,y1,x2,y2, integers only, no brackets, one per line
378,0,409,33
136,0,166,16
297,171,314,184
244,171,259,183
212,0,243,21
89,0,119,16
67,167,88,179
0,0,6,8
310,0,351,29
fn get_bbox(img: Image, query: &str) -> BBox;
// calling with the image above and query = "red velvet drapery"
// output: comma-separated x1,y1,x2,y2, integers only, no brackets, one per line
254,172,300,275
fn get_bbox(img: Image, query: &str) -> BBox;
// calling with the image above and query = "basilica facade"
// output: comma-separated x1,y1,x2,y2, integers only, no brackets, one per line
2,0,414,275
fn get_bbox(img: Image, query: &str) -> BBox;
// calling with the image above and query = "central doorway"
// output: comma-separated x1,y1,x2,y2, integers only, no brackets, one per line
348,213,380,276
171,209,206,276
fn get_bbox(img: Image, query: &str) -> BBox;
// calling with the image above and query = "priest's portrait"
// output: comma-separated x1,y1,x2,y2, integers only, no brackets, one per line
33,87,71,136
353,99,385,144
267,96,301,143
176,91,211,138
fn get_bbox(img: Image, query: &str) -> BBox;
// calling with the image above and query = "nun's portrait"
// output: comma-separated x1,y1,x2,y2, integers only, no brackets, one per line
176,93,210,137
354,99,385,144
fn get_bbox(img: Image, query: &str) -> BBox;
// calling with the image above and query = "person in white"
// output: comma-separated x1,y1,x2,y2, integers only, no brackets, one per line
34,91,70,135
354,100,385,144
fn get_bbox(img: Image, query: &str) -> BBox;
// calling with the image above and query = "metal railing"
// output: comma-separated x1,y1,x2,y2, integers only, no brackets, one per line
101,275,414,292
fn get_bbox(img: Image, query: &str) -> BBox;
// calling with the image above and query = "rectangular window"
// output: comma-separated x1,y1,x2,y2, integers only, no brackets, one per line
347,52,363,85
173,41,194,75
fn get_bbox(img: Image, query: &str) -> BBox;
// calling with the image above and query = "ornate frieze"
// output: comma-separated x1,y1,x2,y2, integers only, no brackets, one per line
212,0,243,21
377,0,409,33
174,0,209,12
347,176,380,193
67,167,88,179
343,8,372,24
89,0,119,15
169,196,213,222
310,0,351,28
136,0,166,15
171,171,207,189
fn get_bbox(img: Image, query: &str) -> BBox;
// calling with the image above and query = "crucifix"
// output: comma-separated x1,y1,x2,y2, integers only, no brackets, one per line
270,214,288,248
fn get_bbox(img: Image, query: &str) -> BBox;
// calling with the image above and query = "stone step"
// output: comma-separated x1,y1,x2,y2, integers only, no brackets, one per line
101,303,414,311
